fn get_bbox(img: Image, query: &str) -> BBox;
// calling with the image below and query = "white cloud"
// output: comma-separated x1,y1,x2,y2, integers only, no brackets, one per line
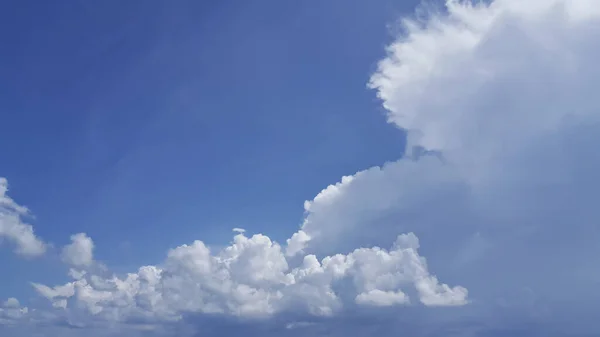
285,229,310,257
0,178,46,257
62,233,95,268
355,289,409,306
0,297,28,325
286,0,600,307
28,230,464,327
3,298,20,308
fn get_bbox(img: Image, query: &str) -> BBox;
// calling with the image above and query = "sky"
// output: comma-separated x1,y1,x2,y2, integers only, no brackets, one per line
0,0,409,291
1,0,600,336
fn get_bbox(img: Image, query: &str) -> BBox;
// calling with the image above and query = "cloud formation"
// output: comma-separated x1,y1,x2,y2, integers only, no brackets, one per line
0,298,28,325
28,230,465,328
288,0,600,303
3,0,600,335
0,178,46,257
62,233,95,268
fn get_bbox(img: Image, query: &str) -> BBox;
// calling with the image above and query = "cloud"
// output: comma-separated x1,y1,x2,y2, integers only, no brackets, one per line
280,0,600,333
288,0,600,305
3,0,600,335
62,233,95,268
0,298,28,325
27,230,464,329
0,178,46,257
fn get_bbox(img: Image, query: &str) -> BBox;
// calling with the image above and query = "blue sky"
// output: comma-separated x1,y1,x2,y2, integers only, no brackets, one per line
2,0,600,336
0,0,410,296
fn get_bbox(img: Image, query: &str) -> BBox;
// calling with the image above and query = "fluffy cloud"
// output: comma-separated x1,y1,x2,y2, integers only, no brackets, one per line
0,178,46,257
288,0,600,305
62,233,95,268
3,0,600,335
0,298,28,325
27,230,464,328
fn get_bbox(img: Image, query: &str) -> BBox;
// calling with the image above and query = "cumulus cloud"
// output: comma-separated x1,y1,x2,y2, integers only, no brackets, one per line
0,298,28,325
0,178,46,257
288,0,600,307
28,230,464,328
3,0,600,335
62,233,95,268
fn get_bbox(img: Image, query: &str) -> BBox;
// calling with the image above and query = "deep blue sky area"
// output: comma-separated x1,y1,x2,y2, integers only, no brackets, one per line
0,0,417,298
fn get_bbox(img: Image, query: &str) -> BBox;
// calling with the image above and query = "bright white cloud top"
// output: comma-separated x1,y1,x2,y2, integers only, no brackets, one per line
2,0,600,335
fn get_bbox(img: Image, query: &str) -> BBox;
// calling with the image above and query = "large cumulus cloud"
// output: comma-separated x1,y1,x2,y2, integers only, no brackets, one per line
290,0,600,305
3,0,600,335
